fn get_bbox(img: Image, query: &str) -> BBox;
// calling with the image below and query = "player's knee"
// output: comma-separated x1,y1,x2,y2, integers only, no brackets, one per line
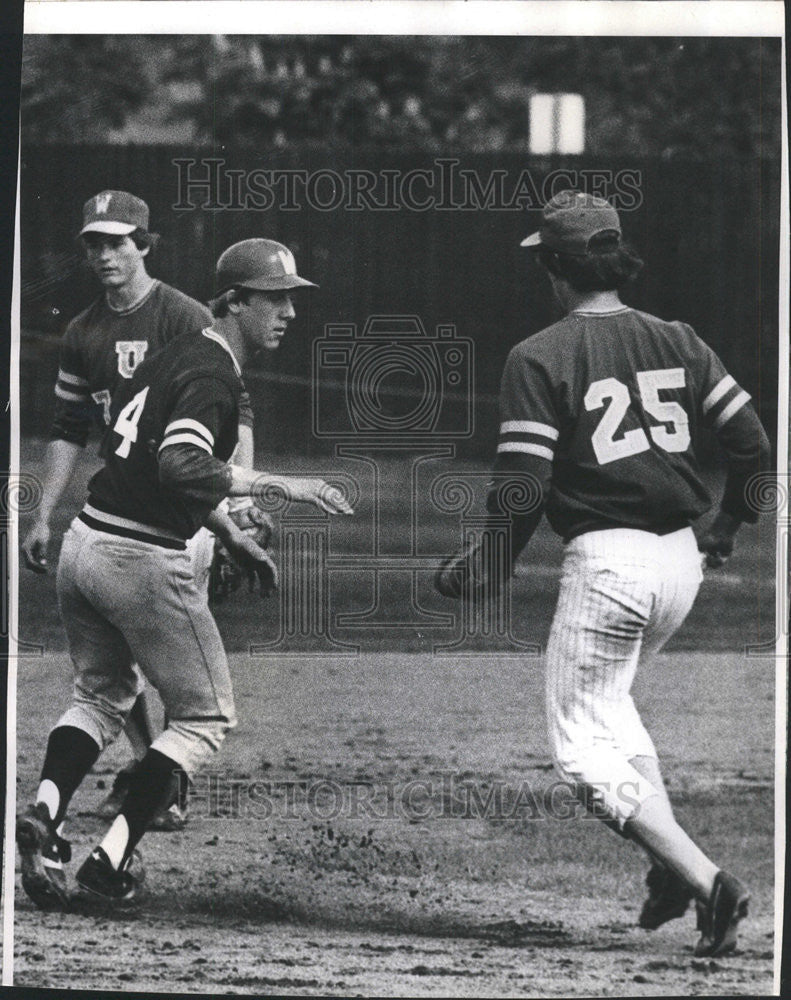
548,731,592,789
55,704,125,752
152,713,237,776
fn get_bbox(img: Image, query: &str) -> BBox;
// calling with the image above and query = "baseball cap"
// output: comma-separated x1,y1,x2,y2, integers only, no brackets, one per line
521,190,621,255
215,239,318,294
79,190,150,236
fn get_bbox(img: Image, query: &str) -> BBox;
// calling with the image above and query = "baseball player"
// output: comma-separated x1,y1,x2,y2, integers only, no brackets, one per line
436,191,771,956
17,191,255,887
16,238,353,907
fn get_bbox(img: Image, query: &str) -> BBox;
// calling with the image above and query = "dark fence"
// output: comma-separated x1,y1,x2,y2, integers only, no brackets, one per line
19,146,781,457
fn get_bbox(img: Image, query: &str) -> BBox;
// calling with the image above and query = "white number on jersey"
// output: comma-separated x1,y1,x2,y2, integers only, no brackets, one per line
585,368,690,465
636,368,691,452
585,377,650,464
113,386,150,458
91,389,112,426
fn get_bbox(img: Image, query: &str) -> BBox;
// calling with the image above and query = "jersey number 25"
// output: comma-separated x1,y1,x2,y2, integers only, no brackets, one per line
585,368,691,465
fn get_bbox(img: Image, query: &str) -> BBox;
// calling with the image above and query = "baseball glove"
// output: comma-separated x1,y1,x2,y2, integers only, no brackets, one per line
210,503,278,601
434,534,510,602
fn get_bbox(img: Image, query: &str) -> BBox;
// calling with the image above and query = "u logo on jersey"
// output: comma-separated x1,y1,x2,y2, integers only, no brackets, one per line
115,340,149,379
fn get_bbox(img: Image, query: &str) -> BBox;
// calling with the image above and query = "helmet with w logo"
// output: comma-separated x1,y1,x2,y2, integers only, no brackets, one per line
214,239,318,294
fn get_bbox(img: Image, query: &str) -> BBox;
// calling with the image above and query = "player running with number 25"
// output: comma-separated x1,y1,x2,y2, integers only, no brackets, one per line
437,191,771,957
17,238,353,907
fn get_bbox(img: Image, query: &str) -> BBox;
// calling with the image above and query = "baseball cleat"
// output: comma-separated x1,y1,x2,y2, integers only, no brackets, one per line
148,801,189,832
16,803,72,911
76,847,145,903
95,762,138,819
638,863,694,929
694,870,750,957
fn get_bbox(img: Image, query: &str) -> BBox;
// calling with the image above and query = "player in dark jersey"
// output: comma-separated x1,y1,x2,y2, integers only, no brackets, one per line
16,238,353,908
21,191,256,841
437,191,771,957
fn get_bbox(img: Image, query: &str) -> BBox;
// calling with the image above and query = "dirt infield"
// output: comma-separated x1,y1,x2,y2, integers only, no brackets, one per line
13,649,775,996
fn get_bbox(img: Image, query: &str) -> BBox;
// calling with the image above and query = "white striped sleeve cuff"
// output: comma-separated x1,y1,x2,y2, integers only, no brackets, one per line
55,386,87,403
703,375,751,430
713,391,751,430
158,418,215,455
497,419,557,462
55,367,90,403
496,441,555,461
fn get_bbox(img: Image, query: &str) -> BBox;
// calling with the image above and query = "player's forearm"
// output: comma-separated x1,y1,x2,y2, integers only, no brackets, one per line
158,445,233,505
159,446,352,515
33,438,84,524
205,506,245,548
716,406,772,523
231,423,254,470
226,465,352,514
50,396,93,448
485,452,550,559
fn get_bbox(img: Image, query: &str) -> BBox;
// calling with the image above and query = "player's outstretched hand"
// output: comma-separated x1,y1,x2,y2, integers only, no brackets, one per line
21,521,50,574
698,509,740,569
278,477,354,515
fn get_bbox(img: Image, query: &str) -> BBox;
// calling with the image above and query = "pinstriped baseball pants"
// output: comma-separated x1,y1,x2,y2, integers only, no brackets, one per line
545,526,703,827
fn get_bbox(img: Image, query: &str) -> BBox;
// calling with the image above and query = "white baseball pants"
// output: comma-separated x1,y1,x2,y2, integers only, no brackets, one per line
545,526,703,828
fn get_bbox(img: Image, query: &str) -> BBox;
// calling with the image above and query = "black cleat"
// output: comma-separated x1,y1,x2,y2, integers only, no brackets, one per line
16,803,72,911
638,863,694,929
694,870,750,957
76,847,144,903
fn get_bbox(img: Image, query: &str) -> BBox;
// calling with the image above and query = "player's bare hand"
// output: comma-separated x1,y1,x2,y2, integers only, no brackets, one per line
281,477,354,515
21,521,50,574
698,510,740,569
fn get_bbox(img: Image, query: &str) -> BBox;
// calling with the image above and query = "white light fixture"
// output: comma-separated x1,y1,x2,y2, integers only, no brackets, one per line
529,94,585,155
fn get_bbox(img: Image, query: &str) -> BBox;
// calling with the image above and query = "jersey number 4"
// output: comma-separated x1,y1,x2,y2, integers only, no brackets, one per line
585,368,690,465
112,386,150,458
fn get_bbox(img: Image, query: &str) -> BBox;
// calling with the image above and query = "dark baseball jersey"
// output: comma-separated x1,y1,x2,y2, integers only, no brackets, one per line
52,281,253,445
494,306,769,541
87,329,242,539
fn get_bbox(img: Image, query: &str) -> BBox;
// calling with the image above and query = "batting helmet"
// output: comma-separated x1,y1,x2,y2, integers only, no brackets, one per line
214,239,318,295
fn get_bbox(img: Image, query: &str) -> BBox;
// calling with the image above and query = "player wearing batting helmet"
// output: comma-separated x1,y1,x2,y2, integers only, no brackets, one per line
20,191,261,868
436,191,771,956
16,238,353,907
